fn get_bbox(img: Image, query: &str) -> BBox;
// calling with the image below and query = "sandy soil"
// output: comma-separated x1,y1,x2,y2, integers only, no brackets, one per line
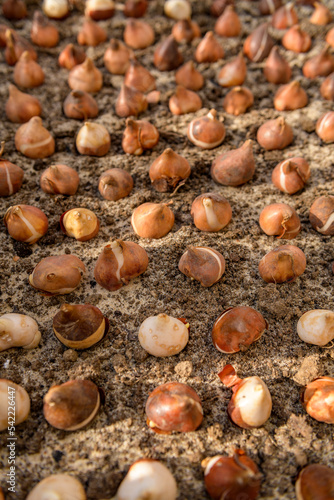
0,0,334,498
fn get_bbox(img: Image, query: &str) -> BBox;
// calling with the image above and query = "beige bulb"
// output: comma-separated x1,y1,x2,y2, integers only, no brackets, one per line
26,474,86,500
0,313,40,352
0,379,30,431
139,314,189,356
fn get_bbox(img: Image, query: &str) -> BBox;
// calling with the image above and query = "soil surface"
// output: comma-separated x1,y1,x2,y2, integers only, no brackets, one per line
0,0,334,499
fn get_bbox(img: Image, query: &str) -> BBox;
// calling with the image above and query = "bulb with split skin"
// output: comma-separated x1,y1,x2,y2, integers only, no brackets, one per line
4,204,48,244
259,203,301,239
122,119,159,155
191,193,232,232
40,164,79,196
149,148,191,192
26,474,86,500
76,122,110,156
243,23,274,62
187,109,225,149
0,142,24,196
179,246,225,287
272,157,310,194
0,380,30,431
15,117,55,159
0,313,41,352
211,140,255,186
309,195,334,235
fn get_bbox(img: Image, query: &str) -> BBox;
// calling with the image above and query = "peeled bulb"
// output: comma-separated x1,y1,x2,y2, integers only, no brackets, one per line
27,475,86,500
15,117,55,159
164,0,191,20
187,109,225,149
0,380,30,431
6,84,42,123
139,314,189,357
76,122,110,156
301,377,334,424
297,309,334,346
43,0,69,19
0,313,40,352
211,140,255,186
115,459,177,500
60,208,100,241
4,205,48,244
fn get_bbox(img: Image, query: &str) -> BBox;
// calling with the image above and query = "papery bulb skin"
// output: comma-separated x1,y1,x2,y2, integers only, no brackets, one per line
154,35,183,71
214,6,241,37
223,86,254,116
297,309,334,346
301,377,334,424
26,475,86,500
0,313,41,352
175,61,204,91
316,111,334,143
320,73,334,101
40,164,80,196
124,19,155,49
76,122,111,157
30,11,59,48
303,47,334,78
259,245,306,283
122,119,159,155
187,109,225,149
98,168,134,201
0,143,24,196
68,58,103,93
139,314,189,357
124,59,156,93
43,0,69,19
6,84,42,123
212,307,267,354
58,43,86,70
13,51,44,88
29,255,86,295
131,202,175,239
211,140,255,186
218,52,247,87
172,19,200,44
310,2,332,25
5,30,37,66
4,204,48,244
85,0,115,20
124,0,148,18
169,86,202,115
309,195,334,235
60,208,100,241
77,18,107,46
271,3,298,29
94,240,148,291
295,464,334,500
244,23,274,62
63,90,98,120
264,46,292,84
259,0,282,15
191,193,232,232
195,31,224,63
104,39,132,75
15,117,55,159
149,148,191,192
179,246,225,287
115,85,148,118
257,116,293,150
146,382,203,433
272,157,310,194
282,25,312,53
259,203,301,239
3,0,27,20
274,81,308,111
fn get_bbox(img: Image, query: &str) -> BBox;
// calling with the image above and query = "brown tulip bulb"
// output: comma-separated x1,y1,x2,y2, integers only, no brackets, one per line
31,11,59,48
195,31,224,63
187,109,225,149
5,30,37,66
4,205,48,244
309,195,334,235
296,464,334,500
15,117,55,159
301,377,334,424
212,306,267,354
264,46,292,84
63,90,98,120
310,2,332,25
3,0,27,20
219,364,272,428
282,25,312,53
146,382,203,433
53,304,108,350
272,3,298,29
172,19,200,44
58,43,86,70
169,86,202,115
124,19,154,49
0,143,24,196
274,81,308,111
259,203,301,239
321,73,334,101
214,6,241,37
6,84,41,123
316,111,334,143
259,0,282,15
257,117,293,150
272,158,310,194
76,122,110,156
68,58,103,93
243,23,274,62
14,51,44,88
60,208,99,241
115,85,148,118
179,246,225,287
124,0,148,17
104,39,132,74
40,164,80,196
211,139,255,186
223,86,254,116
149,148,191,192
259,244,306,283
98,168,134,200
218,52,247,87
210,0,234,17
191,193,232,232
303,47,334,78
94,240,148,291
77,18,107,46
154,35,183,71
29,255,86,295
0,24,9,47
132,202,175,239
203,449,261,500
43,380,100,430
326,27,334,48
85,0,115,20
122,119,159,155
175,61,204,91
124,59,156,93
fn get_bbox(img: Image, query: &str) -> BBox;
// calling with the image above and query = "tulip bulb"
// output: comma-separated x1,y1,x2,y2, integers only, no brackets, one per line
2,0,27,20
272,158,310,194
6,84,41,123
172,19,200,44
60,208,100,241
149,148,191,192
274,81,308,111
15,117,55,159
26,475,86,500
303,47,334,78
124,0,148,18
191,193,232,232
259,203,301,239
14,51,44,88
297,310,334,346
4,204,48,244
115,85,148,118
264,46,292,84
0,313,40,352
244,23,274,62
310,2,332,25
179,246,225,287
257,116,293,150
104,39,132,74
30,11,59,48
296,464,334,500
211,139,255,186
0,380,30,431
210,0,234,17
124,19,154,49
282,25,312,53
0,142,24,196
131,202,175,239
124,59,156,93
139,314,189,357
223,86,254,116
40,164,80,196
122,119,159,155
29,255,86,295
76,122,110,156
43,0,69,19
316,111,334,143
320,73,334,101
214,6,241,37
195,31,224,63
98,168,134,201
77,18,107,46
85,0,115,20
259,0,282,15
175,61,204,91
326,27,334,48
169,86,202,115
309,195,334,235
218,51,247,87
187,109,225,149
259,245,306,283
154,35,183,71
301,377,334,424
271,3,298,29
58,43,86,70
164,0,191,20
5,30,37,66
63,90,98,120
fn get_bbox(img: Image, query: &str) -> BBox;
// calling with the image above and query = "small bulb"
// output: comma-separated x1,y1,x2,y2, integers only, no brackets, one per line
68,58,103,93
259,203,301,239
218,52,247,87
98,168,134,200
43,0,69,19
77,18,107,46
316,111,334,143
85,0,115,20
154,35,183,71
6,83,42,123
0,142,24,196
187,109,225,149
15,117,55,159
175,61,204,91
309,195,334,235
257,116,293,151
301,377,334,424
282,25,312,53
179,246,225,287
13,51,44,88
123,19,155,49
191,193,232,232
40,164,80,196
211,139,255,186
214,6,241,37
223,86,254,116
244,23,274,62
296,464,334,500
272,157,310,194
195,31,224,63
264,46,292,84
271,3,298,29
131,202,175,239
104,39,132,75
